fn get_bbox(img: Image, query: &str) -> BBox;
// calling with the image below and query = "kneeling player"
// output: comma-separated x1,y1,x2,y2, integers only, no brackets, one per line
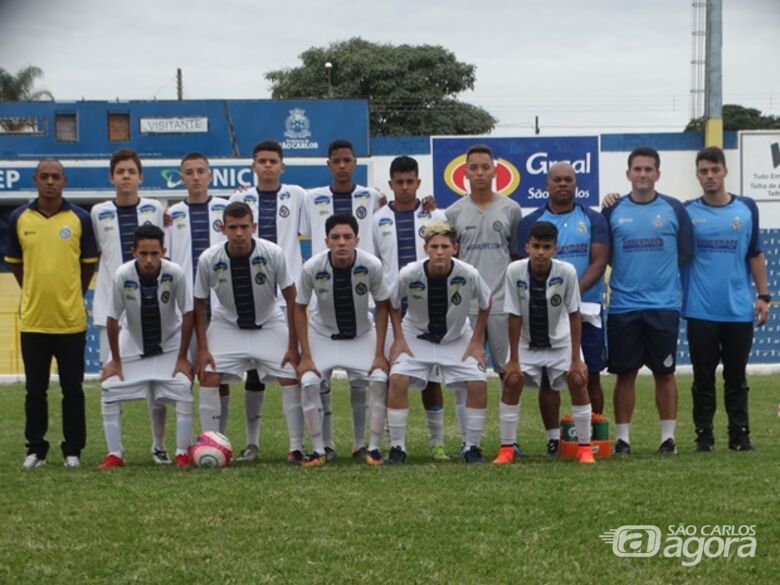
387,222,492,464
99,226,195,468
295,214,390,467
495,221,595,464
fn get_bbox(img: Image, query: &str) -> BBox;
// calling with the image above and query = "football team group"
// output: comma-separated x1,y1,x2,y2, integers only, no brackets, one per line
5,138,769,469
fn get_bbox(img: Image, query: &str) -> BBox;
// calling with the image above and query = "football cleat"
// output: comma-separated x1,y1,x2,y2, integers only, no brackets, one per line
352,446,368,460
64,456,80,468
152,448,172,465
614,439,631,456
387,446,407,465
324,446,337,462
22,454,46,469
97,454,124,469
728,431,755,452
491,445,517,465
658,438,678,455
462,445,485,464
545,439,560,457
430,444,450,461
235,444,260,462
365,449,383,466
286,450,305,465
175,453,193,468
303,452,326,468
576,445,596,464
695,429,715,453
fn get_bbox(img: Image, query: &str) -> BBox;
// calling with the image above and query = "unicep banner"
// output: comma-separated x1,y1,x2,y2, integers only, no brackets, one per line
432,136,599,208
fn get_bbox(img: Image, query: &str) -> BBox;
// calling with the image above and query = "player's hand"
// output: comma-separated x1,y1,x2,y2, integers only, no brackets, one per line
462,341,487,369
368,354,390,376
281,347,300,369
389,338,413,364
172,357,194,382
565,358,588,388
101,359,123,382
502,360,524,391
163,209,173,227
196,349,216,381
377,190,388,208
295,356,321,380
421,195,437,212
754,298,770,327
601,192,620,209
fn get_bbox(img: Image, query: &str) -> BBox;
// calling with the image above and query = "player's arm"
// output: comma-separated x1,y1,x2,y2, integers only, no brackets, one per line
10,263,23,288
750,252,771,326
580,242,608,293
173,311,195,381
101,316,123,381
294,302,320,378
369,299,390,375
463,301,490,367
281,284,300,368
80,262,96,295
194,297,215,380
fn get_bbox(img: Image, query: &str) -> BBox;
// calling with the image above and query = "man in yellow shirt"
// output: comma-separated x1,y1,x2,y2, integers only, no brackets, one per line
4,159,98,468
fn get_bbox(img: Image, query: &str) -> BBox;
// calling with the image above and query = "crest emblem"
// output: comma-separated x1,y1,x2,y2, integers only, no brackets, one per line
284,109,311,140
731,216,742,231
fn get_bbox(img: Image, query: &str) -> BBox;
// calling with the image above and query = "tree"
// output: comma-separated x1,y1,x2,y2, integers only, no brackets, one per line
685,104,780,132
266,38,496,136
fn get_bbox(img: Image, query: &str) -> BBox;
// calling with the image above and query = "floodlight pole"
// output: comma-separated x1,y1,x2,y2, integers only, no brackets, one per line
704,0,723,147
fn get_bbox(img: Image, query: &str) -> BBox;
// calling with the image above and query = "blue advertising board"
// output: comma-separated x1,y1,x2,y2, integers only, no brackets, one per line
431,136,600,208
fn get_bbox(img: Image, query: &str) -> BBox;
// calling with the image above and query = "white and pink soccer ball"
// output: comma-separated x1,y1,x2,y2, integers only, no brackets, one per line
190,431,233,468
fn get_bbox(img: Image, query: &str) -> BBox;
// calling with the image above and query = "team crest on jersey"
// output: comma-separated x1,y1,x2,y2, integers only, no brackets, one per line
255,273,266,285
355,283,368,295
550,293,562,307
98,210,115,221
549,276,563,288
160,291,170,304
252,256,267,267
59,226,72,240
279,205,290,218
212,219,223,232
355,206,367,219
731,216,742,231
353,265,369,277
577,221,587,233
213,261,228,273
315,271,331,281
451,292,462,305
492,220,503,232
652,214,664,228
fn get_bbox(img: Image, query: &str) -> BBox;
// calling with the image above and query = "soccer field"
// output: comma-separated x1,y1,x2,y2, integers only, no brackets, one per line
0,375,777,585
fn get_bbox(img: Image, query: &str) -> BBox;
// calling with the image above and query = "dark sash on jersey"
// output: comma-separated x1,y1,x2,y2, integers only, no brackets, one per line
256,188,279,244
528,273,551,349
332,189,353,217
116,202,140,263
419,260,450,344
392,201,419,270
137,264,163,357
228,241,261,330
187,198,212,280
331,255,357,340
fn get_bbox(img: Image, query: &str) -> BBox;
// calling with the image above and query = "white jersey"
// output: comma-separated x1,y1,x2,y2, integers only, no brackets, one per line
194,237,292,328
503,258,580,350
297,249,389,339
229,184,309,284
372,201,447,292
395,258,491,344
303,184,382,256
107,259,192,362
91,198,165,326
165,197,228,284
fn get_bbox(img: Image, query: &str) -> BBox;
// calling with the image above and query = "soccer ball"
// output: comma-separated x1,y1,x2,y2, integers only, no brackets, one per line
191,431,232,468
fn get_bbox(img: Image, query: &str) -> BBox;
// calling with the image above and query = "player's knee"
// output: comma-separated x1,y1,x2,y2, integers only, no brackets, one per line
101,401,121,416
175,400,194,416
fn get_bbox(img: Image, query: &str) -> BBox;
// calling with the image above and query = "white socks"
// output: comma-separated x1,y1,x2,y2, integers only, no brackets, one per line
571,403,593,445
199,386,221,432
425,407,445,447
282,385,304,452
546,428,561,441
660,419,676,443
616,423,630,444
244,389,265,447
175,401,193,456
464,407,486,449
350,384,368,451
102,401,123,457
498,401,520,446
302,381,325,454
320,381,334,450
367,382,387,452
453,386,468,443
149,399,166,451
387,408,409,451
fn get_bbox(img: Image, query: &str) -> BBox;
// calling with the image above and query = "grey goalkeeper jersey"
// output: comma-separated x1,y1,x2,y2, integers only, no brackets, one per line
445,195,522,315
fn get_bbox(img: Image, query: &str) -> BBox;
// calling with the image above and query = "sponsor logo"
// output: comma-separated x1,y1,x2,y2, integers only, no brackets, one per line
139,204,157,215
378,217,394,227
171,210,186,220
353,190,371,201
450,276,467,287
252,256,267,267
213,261,228,273
549,276,563,287
417,210,431,220
98,210,115,221
409,281,426,291
160,274,174,284
443,155,521,197
212,203,227,211
353,265,369,276
282,108,319,150
123,280,139,290
618,216,633,224
315,271,331,281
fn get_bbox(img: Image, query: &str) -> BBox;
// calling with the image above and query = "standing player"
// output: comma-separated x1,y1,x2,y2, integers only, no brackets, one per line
5,158,97,468
386,222,492,464
519,162,608,456
98,226,195,468
445,144,523,449
683,146,769,452
295,214,390,467
194,202,300,458
90,149,169,463
229,140,308,462
602,146,693,455
494,221,595,464
301,139,384,460
372,155,450,460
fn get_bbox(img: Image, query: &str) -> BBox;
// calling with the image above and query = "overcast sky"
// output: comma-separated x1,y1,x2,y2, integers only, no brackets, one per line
1,0,778,135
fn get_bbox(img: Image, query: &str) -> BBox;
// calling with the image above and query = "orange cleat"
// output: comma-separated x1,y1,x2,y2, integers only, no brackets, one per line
491,445,518,465
576,445,596,464
303,452,327,468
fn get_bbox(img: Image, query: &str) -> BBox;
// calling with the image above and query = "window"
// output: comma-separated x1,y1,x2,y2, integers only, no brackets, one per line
55,113,77,142
108,113,130,142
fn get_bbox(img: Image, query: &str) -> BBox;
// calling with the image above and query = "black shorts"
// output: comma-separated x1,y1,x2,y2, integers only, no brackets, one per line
607,309,679,375
581,321,606,373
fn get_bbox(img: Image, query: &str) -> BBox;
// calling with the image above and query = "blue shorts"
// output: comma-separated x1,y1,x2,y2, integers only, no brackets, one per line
607,309,679,375
581,322,606,373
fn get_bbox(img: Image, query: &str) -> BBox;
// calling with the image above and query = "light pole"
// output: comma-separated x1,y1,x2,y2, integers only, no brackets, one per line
325,62,333,98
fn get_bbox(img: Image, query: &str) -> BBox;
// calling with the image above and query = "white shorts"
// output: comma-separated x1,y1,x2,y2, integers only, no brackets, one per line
521,345,580,391
390,334,486,391
205,317,297,382
308,328,387,387
469,313,509,374
102,351,193,403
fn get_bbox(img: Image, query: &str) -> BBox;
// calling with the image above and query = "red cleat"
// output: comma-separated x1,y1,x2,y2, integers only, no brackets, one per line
175,453,193,468
576,445,596,464
97,454,124,469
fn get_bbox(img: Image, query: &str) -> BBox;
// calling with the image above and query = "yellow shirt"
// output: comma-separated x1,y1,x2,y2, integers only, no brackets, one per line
4,198,98,333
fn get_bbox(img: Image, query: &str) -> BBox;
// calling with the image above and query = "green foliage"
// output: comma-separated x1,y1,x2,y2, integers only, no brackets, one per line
0,375,777,584
0,65,54,102
266,38,496,136
685,104,780,131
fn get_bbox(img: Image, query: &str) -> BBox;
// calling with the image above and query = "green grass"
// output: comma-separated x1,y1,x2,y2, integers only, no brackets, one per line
0,375,777,585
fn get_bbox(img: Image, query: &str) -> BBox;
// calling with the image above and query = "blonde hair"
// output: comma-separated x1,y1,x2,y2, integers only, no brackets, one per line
423,221,457,244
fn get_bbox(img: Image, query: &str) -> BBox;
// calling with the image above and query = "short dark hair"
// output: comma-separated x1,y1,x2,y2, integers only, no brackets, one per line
181,152,209,166
110,148,143,175
223,201,253,221
132,224,165,248
328,139,354,158
34,157,64,176
528,221,558,243
627,146,660,170
389,156,419,177
466,144,493,160
252,140,284,160
325,213,358,237
696,146,727,167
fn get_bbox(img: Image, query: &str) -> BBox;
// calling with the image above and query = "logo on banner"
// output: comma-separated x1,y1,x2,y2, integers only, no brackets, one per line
282,109,319,151
161,169,183,189
443,155,520,197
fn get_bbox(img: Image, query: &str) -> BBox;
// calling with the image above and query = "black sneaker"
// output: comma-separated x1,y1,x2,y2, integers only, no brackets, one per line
387,446,407,464
658,438,678,455
324,446,337,461
462,445,485,464
545,439,560,457
351,446,368,460
614,439,631,456
695,430,715,453
728,431,755,452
